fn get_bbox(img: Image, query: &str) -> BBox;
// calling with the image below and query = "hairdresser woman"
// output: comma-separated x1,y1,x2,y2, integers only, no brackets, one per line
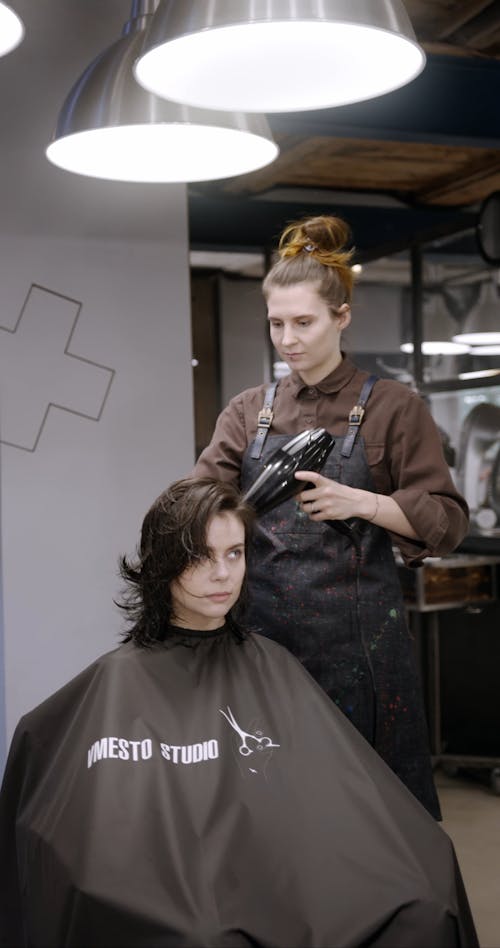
193,214,469,819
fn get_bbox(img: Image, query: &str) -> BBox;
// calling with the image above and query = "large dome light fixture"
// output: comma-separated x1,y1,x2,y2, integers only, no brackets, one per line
134,0,425,113
46,1,278,183
0,2,24,56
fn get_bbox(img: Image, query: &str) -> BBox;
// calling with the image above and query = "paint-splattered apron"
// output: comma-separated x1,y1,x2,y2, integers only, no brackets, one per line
240,407,440,819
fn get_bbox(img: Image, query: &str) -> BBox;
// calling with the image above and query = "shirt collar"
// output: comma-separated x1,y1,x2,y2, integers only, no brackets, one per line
287,354,358,397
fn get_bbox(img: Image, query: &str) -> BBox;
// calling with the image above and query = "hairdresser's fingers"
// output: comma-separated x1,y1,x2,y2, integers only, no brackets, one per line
294,470,324,485
295,470,328,505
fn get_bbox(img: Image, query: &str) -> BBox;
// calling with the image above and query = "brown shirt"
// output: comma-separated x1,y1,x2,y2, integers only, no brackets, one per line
194,356,469,566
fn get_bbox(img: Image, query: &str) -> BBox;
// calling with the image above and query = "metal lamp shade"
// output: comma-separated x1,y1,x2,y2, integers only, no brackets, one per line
468,345,500,355
46,24,278,183
134,0,425,113
453,278,500,346
401,294,470,356
0,2,23,56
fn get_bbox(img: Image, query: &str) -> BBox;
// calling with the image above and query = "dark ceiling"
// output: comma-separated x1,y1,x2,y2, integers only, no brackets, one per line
188,0,500,263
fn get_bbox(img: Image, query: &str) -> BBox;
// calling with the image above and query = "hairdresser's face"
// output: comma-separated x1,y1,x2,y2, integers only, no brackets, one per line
267,283,350,385
170,513,246,631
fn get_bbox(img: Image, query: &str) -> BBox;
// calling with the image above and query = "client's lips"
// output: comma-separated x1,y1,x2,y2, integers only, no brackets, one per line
208,592,231,601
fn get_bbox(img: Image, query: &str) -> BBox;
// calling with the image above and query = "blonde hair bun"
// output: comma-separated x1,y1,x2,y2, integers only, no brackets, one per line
279,215,354,269
262,212,355,307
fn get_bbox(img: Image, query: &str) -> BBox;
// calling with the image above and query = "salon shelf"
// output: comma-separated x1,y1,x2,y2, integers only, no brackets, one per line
397,554,500,612
399,557,500,786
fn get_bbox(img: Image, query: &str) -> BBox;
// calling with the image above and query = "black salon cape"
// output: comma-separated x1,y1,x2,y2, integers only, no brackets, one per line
0,628,477,948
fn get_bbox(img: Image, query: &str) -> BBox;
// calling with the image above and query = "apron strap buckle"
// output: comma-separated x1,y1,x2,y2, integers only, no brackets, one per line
348,405,365,426
257,407,274,429
250,381,279,459
341,374,378,458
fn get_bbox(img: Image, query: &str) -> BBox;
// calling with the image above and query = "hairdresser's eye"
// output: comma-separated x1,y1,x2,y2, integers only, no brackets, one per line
298,320,311,327
269,320,282,330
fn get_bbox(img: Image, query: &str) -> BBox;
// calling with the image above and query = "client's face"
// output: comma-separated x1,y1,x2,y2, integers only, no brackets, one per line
170,512,246,630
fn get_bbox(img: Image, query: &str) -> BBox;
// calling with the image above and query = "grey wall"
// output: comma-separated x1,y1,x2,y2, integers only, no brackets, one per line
219,277,270,404
0,219,194,756
346,284,403,354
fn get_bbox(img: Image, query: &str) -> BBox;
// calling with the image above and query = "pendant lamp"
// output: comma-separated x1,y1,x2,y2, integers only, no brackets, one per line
46,1,278,183
401,294,470,356
0,1,23,56
469,345,500,356
134,0,425,113
452,277,500,346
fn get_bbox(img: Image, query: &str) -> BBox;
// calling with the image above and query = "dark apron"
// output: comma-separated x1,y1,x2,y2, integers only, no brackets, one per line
241,419,441,819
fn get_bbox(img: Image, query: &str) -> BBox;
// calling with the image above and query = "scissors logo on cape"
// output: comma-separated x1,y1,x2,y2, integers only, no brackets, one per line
219,706,280,757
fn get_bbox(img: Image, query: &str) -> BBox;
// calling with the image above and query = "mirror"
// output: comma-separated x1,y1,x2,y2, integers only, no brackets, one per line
477,191,500,264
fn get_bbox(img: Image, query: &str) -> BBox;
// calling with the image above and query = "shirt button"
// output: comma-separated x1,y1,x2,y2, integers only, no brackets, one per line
308,388,316,396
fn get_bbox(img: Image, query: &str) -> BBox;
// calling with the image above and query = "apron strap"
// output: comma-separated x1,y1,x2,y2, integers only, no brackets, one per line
341,374,378,459
250,381,279,460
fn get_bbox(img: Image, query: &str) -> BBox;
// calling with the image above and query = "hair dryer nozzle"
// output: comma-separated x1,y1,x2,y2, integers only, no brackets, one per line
243,428,335,516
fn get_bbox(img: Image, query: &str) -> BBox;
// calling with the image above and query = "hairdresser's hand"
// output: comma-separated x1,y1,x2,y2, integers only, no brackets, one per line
296,470,420,540
295,470,377,523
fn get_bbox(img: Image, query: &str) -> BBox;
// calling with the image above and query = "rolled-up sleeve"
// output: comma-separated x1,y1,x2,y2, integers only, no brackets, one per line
386,390,469,565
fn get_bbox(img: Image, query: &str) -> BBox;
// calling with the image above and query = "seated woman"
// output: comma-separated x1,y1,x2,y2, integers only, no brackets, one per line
0,478,477,948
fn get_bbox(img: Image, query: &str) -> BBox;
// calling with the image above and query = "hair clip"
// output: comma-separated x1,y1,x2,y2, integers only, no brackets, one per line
304,243,316,253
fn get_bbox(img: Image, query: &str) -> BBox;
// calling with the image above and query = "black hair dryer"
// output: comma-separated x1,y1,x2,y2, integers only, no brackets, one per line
243,428,360,548
242,428,335,515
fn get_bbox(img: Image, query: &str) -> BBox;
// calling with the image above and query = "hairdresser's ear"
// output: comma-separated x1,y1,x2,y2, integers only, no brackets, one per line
337,303,351,329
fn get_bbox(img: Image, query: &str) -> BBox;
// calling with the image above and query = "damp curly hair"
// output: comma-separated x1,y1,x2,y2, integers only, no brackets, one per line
262,214,355,309
117,477,255,647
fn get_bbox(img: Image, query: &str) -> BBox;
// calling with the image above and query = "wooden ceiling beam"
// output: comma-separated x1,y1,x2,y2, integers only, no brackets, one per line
422,41,491,58
436,1,500,48
434,0,494,40
415,154,500,204
227,137,500,205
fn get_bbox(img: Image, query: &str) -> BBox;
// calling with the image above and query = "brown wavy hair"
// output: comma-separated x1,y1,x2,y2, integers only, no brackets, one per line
117,477,255,646
262,214,355,309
